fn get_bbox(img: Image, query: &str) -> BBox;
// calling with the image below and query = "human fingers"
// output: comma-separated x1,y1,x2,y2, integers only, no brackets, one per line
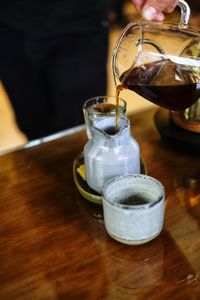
142,0,179,21
132,0,179,21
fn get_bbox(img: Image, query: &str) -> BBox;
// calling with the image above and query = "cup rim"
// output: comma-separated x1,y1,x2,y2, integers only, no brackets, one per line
102,174,165,210
82,95,127,110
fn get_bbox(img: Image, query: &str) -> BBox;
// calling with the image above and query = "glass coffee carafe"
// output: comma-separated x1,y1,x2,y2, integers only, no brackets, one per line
112,0,200,111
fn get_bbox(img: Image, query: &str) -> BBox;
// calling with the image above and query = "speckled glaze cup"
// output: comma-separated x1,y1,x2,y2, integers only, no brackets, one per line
102,174,165,245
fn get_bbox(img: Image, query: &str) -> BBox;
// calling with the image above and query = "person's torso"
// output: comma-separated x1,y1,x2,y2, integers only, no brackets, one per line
0,0,109,39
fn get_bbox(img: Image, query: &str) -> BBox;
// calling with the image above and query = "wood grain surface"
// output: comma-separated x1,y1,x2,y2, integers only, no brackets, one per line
0,108,200,300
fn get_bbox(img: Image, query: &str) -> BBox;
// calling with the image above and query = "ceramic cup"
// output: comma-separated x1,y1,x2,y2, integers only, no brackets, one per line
102,174,165,245
83,96,126,139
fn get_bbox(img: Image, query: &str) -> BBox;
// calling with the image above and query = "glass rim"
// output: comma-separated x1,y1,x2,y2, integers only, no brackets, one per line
83,95,127,110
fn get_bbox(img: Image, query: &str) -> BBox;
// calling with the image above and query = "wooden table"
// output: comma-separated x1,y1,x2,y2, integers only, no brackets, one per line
0,108,200,300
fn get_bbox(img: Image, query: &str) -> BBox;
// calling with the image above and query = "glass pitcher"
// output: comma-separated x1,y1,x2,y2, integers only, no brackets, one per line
112,0,200,111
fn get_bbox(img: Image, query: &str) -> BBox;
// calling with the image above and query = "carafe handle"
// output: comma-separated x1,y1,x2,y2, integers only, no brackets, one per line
178,0,190,28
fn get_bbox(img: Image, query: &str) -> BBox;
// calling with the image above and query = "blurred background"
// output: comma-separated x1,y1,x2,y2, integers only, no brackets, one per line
0,0,199,153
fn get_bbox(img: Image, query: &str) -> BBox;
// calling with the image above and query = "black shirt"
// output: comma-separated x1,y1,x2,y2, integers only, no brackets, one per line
0,0,109,39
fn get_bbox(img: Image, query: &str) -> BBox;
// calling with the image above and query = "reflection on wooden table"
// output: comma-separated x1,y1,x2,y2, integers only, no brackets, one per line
0,108,199,299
